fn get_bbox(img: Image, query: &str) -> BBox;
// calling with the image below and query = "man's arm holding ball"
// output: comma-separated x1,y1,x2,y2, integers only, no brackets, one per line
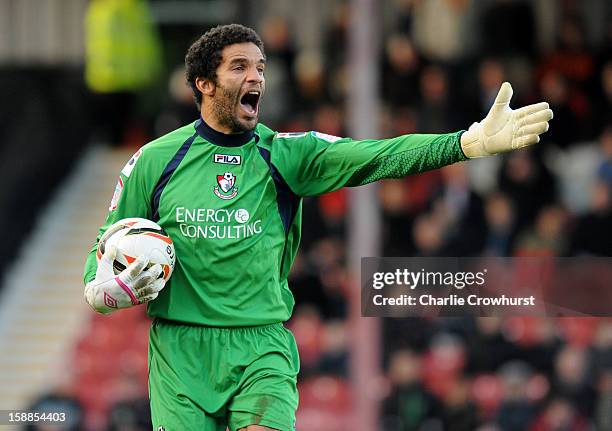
84,245,164,314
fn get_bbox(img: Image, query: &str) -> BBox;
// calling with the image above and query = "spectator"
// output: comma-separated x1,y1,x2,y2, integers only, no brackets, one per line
506,318,561,376
496,361,538,431
382,34,421,108
106,370,152,431
591,320,612,376
529,397,590,431
478,59,507,117
466,317,522,374
289,305,324,377
293,50,329,111
538,15,596,93
108,397,152,431
427,163,487,256
593,61,612,131
538,70,581,148
483,192,517,256
319,264,349,319
323,1,350,72
418,65,458,132
379,179,418,256
440,377,480,431
596,126,612,187
25,389,85,431
258,16,297,126
318,320,349,377
595,371,612,431
85,0,162,145
154,66,198,136
498,149,557,231
411,0,478,63
423,333,467,397
514,205,569,257
551,346,597,417
570,179,612,256
412,213,446,256
381,349,442,431
569,131,612,254
288,252,328,313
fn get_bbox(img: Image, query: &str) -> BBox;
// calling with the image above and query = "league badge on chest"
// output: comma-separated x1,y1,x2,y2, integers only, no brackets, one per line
214,172,239,200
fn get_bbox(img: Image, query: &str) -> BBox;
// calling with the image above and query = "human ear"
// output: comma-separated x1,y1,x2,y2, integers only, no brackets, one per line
196,77,215,97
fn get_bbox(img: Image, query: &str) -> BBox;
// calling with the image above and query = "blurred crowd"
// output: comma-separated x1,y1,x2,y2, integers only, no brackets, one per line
25,0,612,430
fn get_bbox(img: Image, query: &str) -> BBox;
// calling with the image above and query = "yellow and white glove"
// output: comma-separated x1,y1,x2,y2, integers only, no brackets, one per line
84,245,165,314
460,82,554,158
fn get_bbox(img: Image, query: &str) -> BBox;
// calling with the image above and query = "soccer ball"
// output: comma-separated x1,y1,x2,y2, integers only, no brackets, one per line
96,218,176,282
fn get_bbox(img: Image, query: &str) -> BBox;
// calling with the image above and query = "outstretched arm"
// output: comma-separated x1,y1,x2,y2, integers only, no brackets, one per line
270,82,553,197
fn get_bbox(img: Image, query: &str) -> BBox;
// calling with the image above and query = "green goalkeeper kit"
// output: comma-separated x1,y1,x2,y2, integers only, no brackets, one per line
84,119,464,327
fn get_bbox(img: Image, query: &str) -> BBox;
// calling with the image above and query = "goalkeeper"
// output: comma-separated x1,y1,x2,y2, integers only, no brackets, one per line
83,24,553,431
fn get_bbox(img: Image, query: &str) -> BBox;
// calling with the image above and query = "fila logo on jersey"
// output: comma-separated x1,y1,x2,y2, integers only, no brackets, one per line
214,153,241,165
214,172,238,200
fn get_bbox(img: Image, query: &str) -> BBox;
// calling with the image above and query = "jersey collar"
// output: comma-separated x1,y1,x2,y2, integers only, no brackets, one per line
195,118,255,147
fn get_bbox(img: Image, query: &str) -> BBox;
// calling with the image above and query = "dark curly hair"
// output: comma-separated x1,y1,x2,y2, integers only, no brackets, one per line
185,24,265,108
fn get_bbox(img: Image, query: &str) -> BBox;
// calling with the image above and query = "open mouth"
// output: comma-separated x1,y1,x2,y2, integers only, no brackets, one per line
240,90,260,116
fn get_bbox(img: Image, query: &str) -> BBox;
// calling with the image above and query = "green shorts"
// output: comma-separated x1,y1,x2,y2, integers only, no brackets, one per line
148,319,299,431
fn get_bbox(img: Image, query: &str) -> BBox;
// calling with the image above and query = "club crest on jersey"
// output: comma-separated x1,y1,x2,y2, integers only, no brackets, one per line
214,153,241,165
214,172,238,200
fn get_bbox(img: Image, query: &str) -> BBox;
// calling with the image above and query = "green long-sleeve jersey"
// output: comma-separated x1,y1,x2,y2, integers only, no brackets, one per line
84,119,466,326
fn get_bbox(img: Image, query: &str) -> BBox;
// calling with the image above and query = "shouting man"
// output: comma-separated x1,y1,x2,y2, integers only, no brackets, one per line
84,24,553,431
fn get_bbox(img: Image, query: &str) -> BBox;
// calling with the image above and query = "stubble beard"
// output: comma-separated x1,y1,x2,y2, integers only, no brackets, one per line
212,83,254,133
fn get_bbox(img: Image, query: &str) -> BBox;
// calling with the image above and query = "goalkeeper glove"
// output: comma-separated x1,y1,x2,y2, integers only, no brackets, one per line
460,82,554,158
84,245,165,314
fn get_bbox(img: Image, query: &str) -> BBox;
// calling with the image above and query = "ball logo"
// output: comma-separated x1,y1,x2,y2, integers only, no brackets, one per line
235,209,250,224
214,172,239,200
166,244,175,265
